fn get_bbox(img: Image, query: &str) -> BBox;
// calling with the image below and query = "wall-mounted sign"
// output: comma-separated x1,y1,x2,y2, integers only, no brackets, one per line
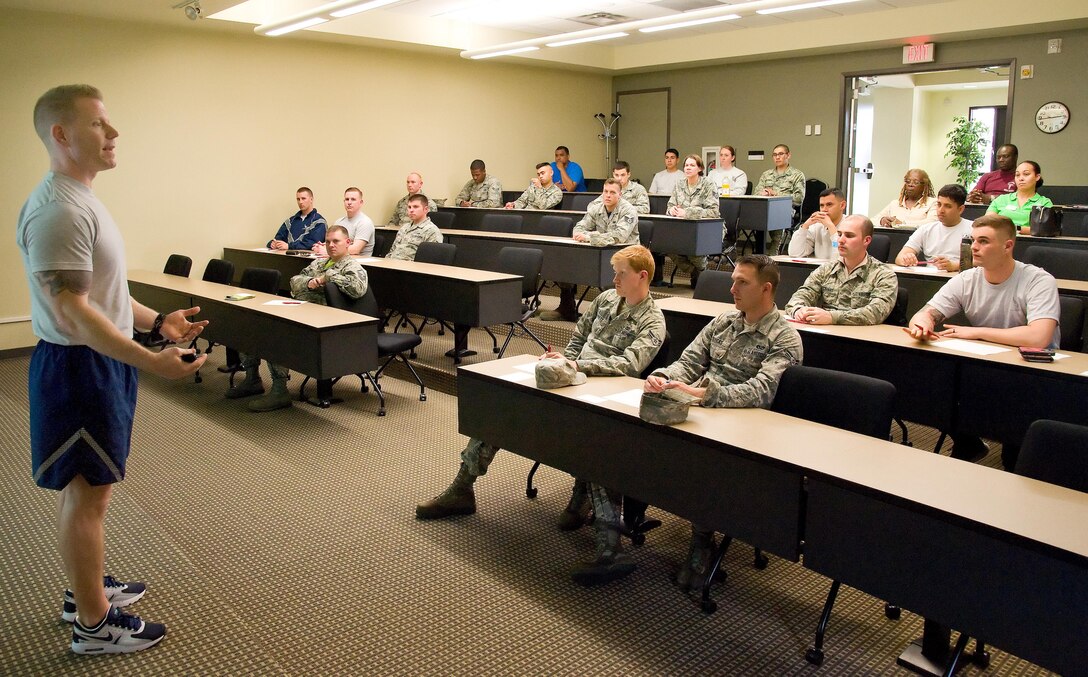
902,43,935,64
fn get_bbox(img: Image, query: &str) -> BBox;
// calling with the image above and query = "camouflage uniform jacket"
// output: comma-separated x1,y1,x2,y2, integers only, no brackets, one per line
785,255,897,325
386,218,442,261
653,307,802,409
754,166,806,206
513,183,563,210
564,290,665,377
456,174,503,208
573,198,640,246
667,177,721,219
289,256,369,304
388,194,438,226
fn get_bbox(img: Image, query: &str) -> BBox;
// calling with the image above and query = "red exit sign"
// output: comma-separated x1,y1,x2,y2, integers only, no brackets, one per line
903,43,935,64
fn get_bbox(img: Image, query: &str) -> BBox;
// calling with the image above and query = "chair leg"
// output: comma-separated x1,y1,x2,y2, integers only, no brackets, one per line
700,535,731,614
933,431,948,453
362,372,385,416
941,632,971,677
398,355,427,402
525,461,541,498
752,547,768,569
483,327,500,353
895,418,912,446
806,580,842,666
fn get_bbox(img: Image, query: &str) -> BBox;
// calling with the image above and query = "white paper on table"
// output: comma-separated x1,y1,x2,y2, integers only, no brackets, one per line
576,394,607,404
794,325,830,333
605,388,645,409
1053,353,1071,361
513,362,537,374
931,338,1010,356
263,299,307,306
499,371,535,383
357,257,380,262
252,247,273,252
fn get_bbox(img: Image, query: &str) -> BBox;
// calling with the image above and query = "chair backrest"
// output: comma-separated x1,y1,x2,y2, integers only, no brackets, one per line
480,213,523,234
569,194,596,212
239,267,281,294
1022,246,1088,281
1058,295,1084,352
584,178,606,192
745,181,753,196
428,210,456,229
372,232,392,258
1063,213,1088,238
164,254,192,277
771,365,895,440
800,178,827,221
637,220,654,248
883,286,910,328
524,215,573,238
1036,185,1088,206
692,269,734,302
496,246,543,299
202,258,235,285
1015,419,1088,491
415,241,457,265
719,199,741,242
639,331,672,379
867,233,892,263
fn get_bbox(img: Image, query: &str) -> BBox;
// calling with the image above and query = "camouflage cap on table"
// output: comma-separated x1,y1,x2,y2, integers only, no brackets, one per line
639,389,698,425
535,358,588,389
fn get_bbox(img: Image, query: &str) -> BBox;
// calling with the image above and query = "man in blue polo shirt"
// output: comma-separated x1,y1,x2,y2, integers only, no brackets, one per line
268,187,327,251
551,145,586,192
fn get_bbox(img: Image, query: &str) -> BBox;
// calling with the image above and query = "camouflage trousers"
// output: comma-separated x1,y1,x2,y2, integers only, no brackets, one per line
667,254,707,274
461,437,500,477
239,352,289,381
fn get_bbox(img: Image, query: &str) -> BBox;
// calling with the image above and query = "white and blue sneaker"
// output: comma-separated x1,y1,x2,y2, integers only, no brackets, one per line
71,605,166,655
61,575,146,623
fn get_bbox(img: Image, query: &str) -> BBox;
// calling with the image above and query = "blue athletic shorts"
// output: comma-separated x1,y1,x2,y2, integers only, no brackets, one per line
29,341,138,490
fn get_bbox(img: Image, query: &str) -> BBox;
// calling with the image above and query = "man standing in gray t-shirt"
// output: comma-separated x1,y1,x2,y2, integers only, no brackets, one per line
17,85,207,655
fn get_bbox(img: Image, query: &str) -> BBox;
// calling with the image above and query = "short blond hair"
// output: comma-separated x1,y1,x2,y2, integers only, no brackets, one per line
33,84,102,143
611,244,654,277
973,213,1017,242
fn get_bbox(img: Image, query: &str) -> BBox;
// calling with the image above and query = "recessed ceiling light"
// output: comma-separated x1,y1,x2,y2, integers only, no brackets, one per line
757,0,861,15
639,14,740,33
546,32,628,47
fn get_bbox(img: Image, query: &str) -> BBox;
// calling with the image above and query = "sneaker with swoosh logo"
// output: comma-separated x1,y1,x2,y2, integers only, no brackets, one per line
61,575,146,623
71,605,166,655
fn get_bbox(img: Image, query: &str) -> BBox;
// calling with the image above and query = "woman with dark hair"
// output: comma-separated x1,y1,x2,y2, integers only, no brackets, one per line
875,168,938,228
987,160,1053,234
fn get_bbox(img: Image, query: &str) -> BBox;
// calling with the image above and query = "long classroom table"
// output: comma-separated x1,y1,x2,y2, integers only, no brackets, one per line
221,248,523,362
654,296,1088,447
458,355,1088,676
128,269,378,379
876,224,1088,263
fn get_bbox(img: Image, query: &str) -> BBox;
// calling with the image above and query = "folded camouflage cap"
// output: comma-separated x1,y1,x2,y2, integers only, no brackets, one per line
639,389,698,425
535,357,587,389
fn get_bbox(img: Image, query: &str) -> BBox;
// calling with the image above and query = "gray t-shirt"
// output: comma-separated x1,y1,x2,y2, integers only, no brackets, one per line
927,261,1061,348
17,172,133,345
335,212,375,257
902,218,972,262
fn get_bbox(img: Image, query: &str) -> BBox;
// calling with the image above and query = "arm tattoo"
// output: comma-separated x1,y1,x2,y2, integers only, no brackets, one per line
925,307,945,325
35,270,92,297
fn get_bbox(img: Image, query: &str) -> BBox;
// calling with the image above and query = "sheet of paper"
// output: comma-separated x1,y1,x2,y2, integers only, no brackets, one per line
357,257,381,262
794,325,830,333
576,394,607,404
605,388,644,408
263,299,306,306
499,371,534,383
1053,353,1071,361
931,338,1010,356
252,247,273,252
513,362,537,374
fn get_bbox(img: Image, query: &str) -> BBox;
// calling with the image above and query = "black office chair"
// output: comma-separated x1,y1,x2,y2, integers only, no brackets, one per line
692,269,734,302
524,215,573,238
637,219,653,250
191,258,236,383
396,242,458,340
584,179,606,192
744,367,896,664
300,284,425,416
569,194,596,211
1061,213,1088,238
428,210,456,229
711,198,741,270
1022,246,1088,281
480,213,523,234
163,254,192,277
488,247,547,358
744,181,753,196
1059,295,1085,352
372,232,392,258
224,267,282,387
868,233,892,263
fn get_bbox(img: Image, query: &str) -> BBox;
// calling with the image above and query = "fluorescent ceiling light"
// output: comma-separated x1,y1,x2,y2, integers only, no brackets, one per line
471,46,540,59
330,0,399,18
546,32,628,47
639,14,740,33
757,0,860,15
266,17,328,36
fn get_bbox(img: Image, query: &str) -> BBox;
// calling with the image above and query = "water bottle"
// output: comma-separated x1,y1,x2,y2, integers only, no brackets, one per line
960,236,973,269
831,233,840,259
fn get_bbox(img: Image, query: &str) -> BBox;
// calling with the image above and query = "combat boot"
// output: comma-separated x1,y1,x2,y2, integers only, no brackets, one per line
416,464,476,519
226,367,263,399
676,530,715,592
557,480,590,531
689,266,701,289
570,525,635,586
248,375,291,412
539,286,578,322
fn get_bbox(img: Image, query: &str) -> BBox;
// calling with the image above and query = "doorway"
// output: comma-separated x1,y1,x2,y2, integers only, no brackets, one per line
615,89,670,187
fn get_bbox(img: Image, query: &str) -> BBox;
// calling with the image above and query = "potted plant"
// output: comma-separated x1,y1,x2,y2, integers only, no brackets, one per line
944,115,988,188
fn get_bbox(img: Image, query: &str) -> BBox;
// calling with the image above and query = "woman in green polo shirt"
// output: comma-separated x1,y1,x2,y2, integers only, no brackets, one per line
987,160,1053,234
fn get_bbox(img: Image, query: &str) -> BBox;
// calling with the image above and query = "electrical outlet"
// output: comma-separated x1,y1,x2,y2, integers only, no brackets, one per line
814,124,822,136
804,125,812,136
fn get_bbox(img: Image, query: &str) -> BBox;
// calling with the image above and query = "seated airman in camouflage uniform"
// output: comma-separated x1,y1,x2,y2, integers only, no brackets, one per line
785,215,898,325
228,225,369,412
388,172,438,227
644,254,803,593
456,159,502,208
417,245,665,586
540,178,640,322
386,194,442,261
505,163,563,210
663,154,721,288
754,144,806,255
589,162,650,215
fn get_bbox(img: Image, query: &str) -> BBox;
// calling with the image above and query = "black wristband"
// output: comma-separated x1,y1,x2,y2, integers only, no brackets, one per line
151,312,165,335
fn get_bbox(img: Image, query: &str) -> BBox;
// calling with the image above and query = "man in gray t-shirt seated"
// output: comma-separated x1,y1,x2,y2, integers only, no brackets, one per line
907,213,1060,469
313,186,375,258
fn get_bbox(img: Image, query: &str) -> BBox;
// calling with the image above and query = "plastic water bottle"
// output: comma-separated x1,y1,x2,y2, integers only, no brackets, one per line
960,236,973,269
831,233,840,259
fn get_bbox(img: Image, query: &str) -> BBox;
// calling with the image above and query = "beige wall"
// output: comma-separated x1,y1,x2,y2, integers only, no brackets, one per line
613,28,1088,194
1,9,611,350
912,88,1011,189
